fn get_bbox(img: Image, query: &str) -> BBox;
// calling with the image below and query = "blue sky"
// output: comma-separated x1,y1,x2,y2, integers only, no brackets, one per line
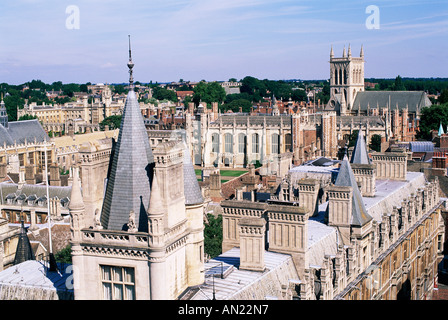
0,0,447,84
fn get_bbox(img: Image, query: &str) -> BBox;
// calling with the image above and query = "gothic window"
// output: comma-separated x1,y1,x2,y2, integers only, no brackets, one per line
238,133,246,154
344,69,347,85
271,133,280,154
334,69,338,85
211,133,219,153
224,133,233,153
285,133,292,152
252,133,259,154
339,69,342,86
101,265,135,300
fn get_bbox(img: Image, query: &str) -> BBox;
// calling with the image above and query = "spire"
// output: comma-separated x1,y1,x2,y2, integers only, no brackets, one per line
360,44,364,58
348,44,352,57
350,127,371,164
100,38,155,232
13,221,35,265
439,122,445,136
127,35,134,89
343,46,347,58
335,159,372,226
330,45,334,59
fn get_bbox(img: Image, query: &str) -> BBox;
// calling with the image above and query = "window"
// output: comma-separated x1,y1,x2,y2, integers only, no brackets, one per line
285,134,292,152
238,133,246,154
252,133,259,154
271,134,280,154
101,265,135,300
212,133,219,153
224,133,233,153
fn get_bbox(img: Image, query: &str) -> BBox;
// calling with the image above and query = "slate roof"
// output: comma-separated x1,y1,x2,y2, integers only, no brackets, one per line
100,89,155,232
351,91,431,113
350,130,371,164
182,143,203,205
0,119,49,146
334,159,372,226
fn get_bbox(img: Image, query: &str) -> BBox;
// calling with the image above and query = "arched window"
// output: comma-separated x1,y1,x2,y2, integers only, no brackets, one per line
271,133,280,154
224,133,233,153
212,133,219,153
334,69,338,85
238,133,246,154
343,69,347,85
339,69,342,86
252,133,259,154
285,133,292,152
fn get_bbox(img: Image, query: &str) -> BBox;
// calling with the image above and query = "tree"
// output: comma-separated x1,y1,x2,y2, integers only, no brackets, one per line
393,75,406,91
417,103,448,140
204,213,222,259
192,81,226,106
152,87,177,102
100,115,122,130
369,134,382,152
439,89,448,105
18,114,38,121
55,245,72,263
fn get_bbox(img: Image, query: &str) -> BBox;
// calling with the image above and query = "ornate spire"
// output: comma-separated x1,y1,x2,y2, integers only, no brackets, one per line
348,44,352,57
343,46,347,58
330,45,334,59
127,35,134,89
360,44,364,58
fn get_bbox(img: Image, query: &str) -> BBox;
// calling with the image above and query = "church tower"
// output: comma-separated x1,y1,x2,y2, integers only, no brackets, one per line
328,45,365,115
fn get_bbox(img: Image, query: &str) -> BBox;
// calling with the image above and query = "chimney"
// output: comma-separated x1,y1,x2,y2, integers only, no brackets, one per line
49,163,61,186
238,217,266,272
25,165,36,184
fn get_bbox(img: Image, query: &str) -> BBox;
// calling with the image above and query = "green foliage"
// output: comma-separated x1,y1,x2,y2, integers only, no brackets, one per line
221,99,252,113
439,89,448,105
55,245,72,264
192,81,226,106
369,134,382,152
204,214,223,259
393,75,406,91
418,103,448,140
100,115,122,130
18,114,38,121
152,86,178,102
348,130,359,148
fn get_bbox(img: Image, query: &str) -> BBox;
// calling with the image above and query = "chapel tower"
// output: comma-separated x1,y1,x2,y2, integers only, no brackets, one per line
329,45,365,115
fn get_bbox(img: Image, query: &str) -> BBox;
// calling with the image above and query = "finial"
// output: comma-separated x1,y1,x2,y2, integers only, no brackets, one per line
348,44,351,57
330,45,334,58
127,35,134,89
360,44,364,57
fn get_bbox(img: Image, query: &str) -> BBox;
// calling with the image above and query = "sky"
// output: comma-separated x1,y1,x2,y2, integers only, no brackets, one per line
0,0,447,85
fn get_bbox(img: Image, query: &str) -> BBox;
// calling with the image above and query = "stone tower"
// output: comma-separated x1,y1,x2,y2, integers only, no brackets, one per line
329,45,365,115
70,37,205,300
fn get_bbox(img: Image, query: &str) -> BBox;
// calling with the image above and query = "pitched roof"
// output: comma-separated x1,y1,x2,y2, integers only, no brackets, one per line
350,130,371,164
0,119,49,147
352,91,431,113
334,160,372,226
100,89,155,232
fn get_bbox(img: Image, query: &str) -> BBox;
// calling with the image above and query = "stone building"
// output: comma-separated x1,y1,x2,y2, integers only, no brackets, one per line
185,99,338,169
326,46,431,145
70,45,205,300
183,132,445,300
